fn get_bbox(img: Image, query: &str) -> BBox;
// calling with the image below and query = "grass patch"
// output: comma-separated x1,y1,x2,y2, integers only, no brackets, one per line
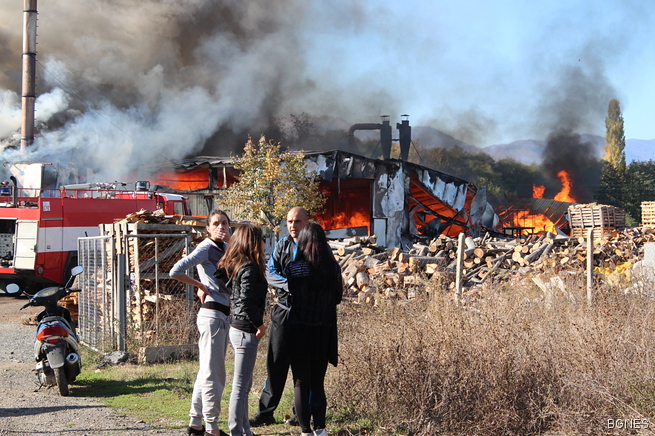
72,343,300,433
73,358,199,428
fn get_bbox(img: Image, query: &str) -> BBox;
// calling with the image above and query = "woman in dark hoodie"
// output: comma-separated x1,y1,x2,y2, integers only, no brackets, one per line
284,222,343,436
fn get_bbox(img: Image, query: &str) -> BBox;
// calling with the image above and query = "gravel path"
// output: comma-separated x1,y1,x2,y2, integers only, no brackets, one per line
0,295,180,436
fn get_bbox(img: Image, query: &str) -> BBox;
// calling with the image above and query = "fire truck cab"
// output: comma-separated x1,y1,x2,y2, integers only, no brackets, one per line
0,179,190,293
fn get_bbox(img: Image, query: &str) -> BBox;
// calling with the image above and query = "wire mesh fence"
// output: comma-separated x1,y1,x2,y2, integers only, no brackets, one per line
77,236,118,352
78,230,196,354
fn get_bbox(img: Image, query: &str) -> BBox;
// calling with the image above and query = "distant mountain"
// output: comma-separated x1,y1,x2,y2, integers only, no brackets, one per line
626,139,655,163
412,126,481,154
482,136,654,165
482,139,546,165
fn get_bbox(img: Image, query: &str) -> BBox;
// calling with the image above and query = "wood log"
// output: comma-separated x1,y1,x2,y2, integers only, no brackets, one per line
338,252,355,268
408,255,443,271
524,243,553,264
362,256,382,269
355,271,371,288
362,247,376,256
413,244,430,257
425,264,455,276
337,244,361,256
374,260,393,273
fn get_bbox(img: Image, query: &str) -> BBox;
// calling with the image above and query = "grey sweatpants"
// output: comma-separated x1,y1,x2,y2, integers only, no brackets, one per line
189,309,230,431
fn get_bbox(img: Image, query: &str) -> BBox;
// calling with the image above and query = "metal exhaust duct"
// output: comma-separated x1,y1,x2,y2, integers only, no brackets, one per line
21,0,38,153
347,115,393,160
397,114,411,161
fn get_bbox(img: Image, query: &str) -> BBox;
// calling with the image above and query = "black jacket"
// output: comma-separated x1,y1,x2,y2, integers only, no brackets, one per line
220,262,267,333
284,259,343,366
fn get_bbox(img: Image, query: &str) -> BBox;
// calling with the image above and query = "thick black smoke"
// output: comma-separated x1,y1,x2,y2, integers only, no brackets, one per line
535,62,615,202
541,132,600,203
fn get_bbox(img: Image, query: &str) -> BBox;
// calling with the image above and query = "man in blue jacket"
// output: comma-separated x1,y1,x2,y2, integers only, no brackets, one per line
250,207,308,427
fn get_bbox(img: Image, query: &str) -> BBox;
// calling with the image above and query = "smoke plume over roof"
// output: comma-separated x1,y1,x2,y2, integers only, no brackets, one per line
0,1,642,186
0,1,396,181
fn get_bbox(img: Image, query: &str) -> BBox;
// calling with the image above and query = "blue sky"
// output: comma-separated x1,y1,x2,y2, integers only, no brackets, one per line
298,0,655,145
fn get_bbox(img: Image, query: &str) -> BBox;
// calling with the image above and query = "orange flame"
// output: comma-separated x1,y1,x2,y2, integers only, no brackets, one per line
505,170,576,235
553,170,576,202
319,211,369,230
151,169,210,190
512,210,557,234
533,185,545,198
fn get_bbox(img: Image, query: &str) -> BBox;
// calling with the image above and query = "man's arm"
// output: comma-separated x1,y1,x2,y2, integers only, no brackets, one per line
265,238,290,292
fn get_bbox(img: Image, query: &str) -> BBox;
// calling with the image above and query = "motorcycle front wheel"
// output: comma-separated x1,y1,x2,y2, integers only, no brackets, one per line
54,367,69,396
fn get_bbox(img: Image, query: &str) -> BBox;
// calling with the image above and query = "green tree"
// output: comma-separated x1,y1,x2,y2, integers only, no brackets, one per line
624,160,655,224
221,135,326,231
597,99,626,206
603,99,626,172
418,144,541,205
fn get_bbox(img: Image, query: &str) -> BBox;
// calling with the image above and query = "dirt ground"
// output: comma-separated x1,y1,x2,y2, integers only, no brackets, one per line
0,294,177,436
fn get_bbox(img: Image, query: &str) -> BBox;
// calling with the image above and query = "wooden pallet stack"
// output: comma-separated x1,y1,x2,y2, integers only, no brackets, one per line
96,210,198,340
568,203,626,239
641,201,655,227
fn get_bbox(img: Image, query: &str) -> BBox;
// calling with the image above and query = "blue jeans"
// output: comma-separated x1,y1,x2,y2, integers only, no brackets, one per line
228,326,260,436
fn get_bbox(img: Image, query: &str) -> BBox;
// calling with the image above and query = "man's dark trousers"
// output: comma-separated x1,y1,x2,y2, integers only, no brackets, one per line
257,304,289,417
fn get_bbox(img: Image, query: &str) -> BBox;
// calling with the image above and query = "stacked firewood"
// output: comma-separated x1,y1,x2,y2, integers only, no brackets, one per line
59,293,79,323
117,209,199,225
331,227,655,305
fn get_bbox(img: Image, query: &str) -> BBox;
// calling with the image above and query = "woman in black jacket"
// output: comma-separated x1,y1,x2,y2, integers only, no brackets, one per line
285,222,343,436
216,223,268,436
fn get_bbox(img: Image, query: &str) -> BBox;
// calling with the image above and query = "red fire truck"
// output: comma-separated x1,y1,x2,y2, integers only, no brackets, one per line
0,178,190,293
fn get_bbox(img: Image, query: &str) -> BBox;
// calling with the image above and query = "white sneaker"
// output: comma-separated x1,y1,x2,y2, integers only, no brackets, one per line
314,430,328,436
301,433,313,436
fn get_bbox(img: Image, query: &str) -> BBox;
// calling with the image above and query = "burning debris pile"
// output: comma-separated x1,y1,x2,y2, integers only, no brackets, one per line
332,225,655,305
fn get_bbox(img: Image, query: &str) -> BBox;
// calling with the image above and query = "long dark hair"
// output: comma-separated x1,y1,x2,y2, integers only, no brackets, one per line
297,222,339,282
218,223,265,280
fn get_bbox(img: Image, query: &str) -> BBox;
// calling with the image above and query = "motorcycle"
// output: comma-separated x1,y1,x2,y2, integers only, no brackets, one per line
5,266,84,396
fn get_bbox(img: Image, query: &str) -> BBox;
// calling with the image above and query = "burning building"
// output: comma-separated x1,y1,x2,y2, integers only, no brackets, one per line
496,130,603,237
497,170,578,236
150,149,500,248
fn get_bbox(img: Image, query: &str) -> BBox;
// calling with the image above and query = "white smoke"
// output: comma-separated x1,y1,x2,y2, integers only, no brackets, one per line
0,89,20,140
0,0,357,182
